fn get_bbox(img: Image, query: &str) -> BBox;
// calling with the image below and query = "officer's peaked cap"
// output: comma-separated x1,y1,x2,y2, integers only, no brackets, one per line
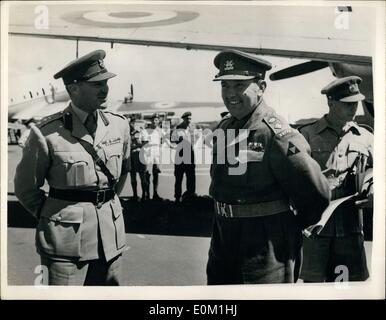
213,49,272,81
54,50,116,85
321,76,365,103
181,111,192,118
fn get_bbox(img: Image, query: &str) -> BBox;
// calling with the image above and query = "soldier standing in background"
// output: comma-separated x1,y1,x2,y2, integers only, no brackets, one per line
299,76,373,282
145,114,163,200
172,112,197,203
129,116,150,201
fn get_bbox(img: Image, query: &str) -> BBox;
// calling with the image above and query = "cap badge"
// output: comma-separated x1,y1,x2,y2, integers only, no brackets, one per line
98,59,105,69
224,60,235,71
349,83,358,93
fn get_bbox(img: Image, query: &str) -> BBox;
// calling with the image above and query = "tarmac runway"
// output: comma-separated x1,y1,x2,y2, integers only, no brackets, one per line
8,228,210,286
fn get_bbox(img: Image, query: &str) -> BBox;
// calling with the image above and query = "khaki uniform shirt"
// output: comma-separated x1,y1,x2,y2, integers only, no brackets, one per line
299,115,373,236
209,100,331,228
14,104,131,261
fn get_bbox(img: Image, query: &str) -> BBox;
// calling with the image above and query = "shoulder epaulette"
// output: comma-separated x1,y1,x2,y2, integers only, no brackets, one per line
36,111,63,128
263,114,288,135
103,111,127,120
263,114,297,138
297,120,318,131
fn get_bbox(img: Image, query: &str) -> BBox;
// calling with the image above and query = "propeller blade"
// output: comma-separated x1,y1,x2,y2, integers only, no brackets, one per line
130,84,134,97
269,61,329,81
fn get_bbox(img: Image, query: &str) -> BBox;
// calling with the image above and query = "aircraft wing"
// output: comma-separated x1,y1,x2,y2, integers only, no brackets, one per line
116,101,224,113
8,122,26,130
8,3,374,65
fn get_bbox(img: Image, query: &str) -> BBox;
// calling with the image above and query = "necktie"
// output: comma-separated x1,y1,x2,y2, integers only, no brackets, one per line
84,112,97,137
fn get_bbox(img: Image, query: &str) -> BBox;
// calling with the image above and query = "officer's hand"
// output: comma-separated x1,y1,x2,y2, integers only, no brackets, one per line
355,193,373,209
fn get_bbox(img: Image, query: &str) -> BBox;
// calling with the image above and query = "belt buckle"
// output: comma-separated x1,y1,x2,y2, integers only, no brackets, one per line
96,190,106,208
218,202,233,218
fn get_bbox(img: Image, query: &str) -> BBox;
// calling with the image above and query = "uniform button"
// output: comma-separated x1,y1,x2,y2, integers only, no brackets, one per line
338,154,343,158
56,215,62,222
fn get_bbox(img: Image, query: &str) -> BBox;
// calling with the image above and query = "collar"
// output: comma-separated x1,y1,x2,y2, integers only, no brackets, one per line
314,115,361,135
65,103,108,146
342,121,361,135
71,102,97,124
241,99,273,130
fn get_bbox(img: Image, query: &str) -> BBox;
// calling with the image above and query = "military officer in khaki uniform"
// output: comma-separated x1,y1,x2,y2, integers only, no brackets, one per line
207,49,331,284
145,114,163,200
14,50,130,285
172,112,196,203
129,116,150,201
299,76,373,282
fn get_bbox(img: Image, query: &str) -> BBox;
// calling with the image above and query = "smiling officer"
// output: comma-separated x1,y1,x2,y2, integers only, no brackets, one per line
14,50,130,285
206,49,331,284
299,76,373,282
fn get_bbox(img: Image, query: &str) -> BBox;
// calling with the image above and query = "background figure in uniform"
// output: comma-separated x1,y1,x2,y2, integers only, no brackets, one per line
145,114,163,200
299,76,373,282
14,50,130,286
129,116,150,201
172,112,196,203
207,49,331,284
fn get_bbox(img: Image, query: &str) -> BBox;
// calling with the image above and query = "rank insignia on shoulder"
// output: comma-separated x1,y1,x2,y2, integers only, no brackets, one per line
37,111,63,128
287,141,301,156
263,116,287,136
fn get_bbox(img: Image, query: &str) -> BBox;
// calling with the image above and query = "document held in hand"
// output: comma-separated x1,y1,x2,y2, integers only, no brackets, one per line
303,193,359,237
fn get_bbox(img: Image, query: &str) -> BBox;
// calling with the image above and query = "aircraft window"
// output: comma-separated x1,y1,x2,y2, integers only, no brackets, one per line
23,95,26,99
36,91,39,96
42,88,45,95
29,91,33,99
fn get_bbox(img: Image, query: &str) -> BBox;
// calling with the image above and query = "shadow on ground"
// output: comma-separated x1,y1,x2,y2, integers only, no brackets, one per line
8,195,215,237
7,196,373,240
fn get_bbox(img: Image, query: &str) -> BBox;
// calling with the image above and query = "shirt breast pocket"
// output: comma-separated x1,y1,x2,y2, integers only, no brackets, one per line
348,142,369,156
237,149,265,163
51,152,91,187
104,143,123,179
311,146,332,169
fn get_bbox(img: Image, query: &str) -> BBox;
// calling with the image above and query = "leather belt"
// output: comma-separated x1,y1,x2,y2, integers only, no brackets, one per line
49,188,115,208
214,199,290,218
